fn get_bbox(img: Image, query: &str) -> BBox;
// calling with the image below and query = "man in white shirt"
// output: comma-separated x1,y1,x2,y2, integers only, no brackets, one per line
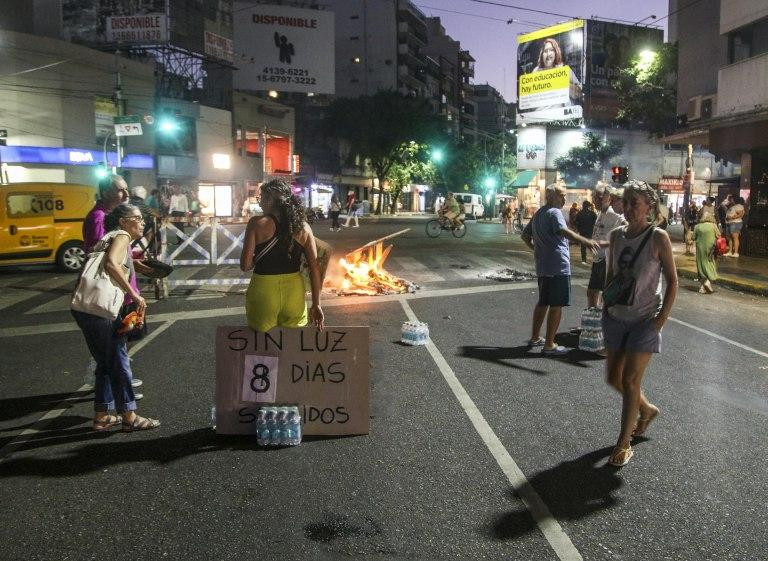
588,183,627,308
169,186,189,244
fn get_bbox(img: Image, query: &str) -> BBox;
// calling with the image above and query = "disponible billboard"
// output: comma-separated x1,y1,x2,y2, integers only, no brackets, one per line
62,0,167,44
517,20,586,125
584,21,664,123
234,5,335,94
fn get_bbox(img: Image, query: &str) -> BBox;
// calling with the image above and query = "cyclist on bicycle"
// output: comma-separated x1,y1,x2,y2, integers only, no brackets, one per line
438,193,464,229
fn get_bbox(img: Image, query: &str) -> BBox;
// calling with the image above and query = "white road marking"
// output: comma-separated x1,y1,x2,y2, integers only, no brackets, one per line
0,321,175,463
0,276,75,311
389,256,445,283
465,254,507,271
26,294,71,315
399,299,582,561
668,317,768,359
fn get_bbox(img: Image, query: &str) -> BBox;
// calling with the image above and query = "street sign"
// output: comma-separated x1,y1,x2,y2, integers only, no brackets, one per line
113,115,143,136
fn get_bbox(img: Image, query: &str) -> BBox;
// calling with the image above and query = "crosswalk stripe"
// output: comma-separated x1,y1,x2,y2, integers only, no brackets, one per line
389,257,445,283
1,275,76,312
26,294,71,315
465,254,507,270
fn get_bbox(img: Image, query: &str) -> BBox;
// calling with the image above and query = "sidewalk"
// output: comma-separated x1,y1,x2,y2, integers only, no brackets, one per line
672,244,768,296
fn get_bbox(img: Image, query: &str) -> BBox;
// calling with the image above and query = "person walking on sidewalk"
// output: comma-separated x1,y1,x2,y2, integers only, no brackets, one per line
574,200,598,264
240,179,324,332
522,184,599,355
328,193,342,231
725,196,745,257
717,194,732,233
588,184,627,308
72,204,160,432
602,181,677,467
693,213,720,294
501,200,514,234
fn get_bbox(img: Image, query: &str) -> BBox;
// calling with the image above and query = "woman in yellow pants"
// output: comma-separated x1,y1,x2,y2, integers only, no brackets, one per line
240,180,324,332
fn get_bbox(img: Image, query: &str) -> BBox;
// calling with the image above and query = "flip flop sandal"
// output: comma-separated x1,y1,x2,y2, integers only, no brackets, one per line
542,345,569,356
122,415,161,433
93,415,122,432
608,446,634,467
632,408,660,437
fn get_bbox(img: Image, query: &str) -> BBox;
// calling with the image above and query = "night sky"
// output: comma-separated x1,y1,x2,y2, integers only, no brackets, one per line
415,0,670,102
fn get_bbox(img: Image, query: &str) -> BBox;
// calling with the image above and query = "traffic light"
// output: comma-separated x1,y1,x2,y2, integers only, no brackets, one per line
611,166,629,183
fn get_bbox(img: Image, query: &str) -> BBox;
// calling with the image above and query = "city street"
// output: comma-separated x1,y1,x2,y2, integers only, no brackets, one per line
1,216,767,560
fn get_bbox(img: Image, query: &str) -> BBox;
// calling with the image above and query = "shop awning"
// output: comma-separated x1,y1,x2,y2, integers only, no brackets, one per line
509,170,537,188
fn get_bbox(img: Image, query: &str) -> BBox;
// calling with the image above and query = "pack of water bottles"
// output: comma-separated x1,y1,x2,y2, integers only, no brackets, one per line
578,307,605,353
400,321,429,346
256,406,302,447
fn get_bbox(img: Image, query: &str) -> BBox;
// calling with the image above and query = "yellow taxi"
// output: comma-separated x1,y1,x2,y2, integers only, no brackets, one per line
0,182,97,272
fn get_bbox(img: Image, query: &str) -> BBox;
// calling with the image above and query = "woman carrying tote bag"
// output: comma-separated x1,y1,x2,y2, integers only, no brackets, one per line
71,204,160,433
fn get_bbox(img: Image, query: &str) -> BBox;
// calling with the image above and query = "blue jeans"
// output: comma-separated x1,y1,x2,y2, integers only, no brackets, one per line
71,310,137,413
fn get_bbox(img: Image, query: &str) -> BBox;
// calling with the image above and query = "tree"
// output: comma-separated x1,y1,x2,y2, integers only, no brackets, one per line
324,91,443,214
553,133,624,186
438,135,516,196
613,43,678,137
386,142,437,213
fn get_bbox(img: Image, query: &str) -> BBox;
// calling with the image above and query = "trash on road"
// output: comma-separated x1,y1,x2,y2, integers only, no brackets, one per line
484,268,537,282
400,321,429,345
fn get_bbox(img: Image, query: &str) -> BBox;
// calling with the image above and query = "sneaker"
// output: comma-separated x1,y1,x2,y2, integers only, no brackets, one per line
134,393,143,401
352,225,360,228
132,379,143,388
581,261,588,265
732,253,739,257
542,345,569,356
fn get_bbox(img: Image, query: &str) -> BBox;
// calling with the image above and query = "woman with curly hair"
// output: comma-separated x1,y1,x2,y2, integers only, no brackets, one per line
240,179,324,331
602,181,677,467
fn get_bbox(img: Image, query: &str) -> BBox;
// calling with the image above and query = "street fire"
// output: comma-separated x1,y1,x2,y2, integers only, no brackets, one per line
335,229,417,296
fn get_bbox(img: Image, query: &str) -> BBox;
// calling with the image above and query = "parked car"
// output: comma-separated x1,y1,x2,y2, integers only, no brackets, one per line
0,182,96,272
452,193,484,219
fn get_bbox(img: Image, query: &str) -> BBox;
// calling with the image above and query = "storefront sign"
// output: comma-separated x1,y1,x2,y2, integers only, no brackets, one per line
659,176,684,193
106,14,168,43
234,5,335,94
215,326,370,436
517,20,586,125
204,31,234,64
0,145,153,169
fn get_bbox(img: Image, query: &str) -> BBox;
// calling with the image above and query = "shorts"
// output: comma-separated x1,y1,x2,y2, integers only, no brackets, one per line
537,275,570,307
602,313,661,353
728,222,743,235
245,272,307,332
588,260,607,290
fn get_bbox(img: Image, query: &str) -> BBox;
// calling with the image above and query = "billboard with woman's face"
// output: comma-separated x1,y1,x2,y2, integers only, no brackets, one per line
517,20,586,125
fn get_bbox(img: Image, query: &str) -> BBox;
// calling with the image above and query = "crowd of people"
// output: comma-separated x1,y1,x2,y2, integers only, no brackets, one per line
523,181,678,467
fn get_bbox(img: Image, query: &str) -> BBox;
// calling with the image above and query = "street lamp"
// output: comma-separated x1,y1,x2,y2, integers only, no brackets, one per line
430,148,444,163
158,117,180,134
636,49,657,73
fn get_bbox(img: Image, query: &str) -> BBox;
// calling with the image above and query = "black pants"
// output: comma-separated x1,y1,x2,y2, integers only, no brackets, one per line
171,211,186,243
580,243,588,263
330,211,340,229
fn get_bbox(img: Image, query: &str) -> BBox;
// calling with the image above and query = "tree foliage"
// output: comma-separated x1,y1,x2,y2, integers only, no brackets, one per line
613,42,678,137
324,91,443,214
386,142,437,213
553,133,624,186
438,135,517,195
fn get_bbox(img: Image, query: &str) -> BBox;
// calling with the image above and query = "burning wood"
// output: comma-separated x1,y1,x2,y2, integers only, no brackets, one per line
335,229,417,296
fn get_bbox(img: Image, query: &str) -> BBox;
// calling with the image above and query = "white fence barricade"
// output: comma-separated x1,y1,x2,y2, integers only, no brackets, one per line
159,217,251,291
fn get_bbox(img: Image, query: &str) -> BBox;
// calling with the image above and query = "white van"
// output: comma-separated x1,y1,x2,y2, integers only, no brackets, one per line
452,193,484,219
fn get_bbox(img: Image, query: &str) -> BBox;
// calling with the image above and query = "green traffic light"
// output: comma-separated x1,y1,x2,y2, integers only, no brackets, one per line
431,149,444,163
158,118,180,134
95,167,110,180
483,177,497,189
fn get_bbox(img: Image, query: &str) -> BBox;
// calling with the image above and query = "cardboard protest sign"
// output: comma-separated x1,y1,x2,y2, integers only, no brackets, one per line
215,326,370,436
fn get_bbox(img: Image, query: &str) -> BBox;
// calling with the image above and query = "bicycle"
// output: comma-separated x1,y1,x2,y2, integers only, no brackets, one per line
426,215,467,238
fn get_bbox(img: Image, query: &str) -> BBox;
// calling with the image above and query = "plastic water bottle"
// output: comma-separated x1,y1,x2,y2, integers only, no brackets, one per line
257,407,275,446
210,406,216,430
417,322,429,345
284,406,302,446
401,321,415,345
83,358,96,388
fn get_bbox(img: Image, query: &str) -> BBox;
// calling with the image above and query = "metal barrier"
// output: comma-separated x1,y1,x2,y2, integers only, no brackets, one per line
158,217,251,292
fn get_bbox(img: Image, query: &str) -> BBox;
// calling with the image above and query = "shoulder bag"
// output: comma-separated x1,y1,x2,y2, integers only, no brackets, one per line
602,226,655,308
70,230,131,320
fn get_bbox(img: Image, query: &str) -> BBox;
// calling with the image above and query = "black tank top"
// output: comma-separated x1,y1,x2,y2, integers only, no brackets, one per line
253,215,303,274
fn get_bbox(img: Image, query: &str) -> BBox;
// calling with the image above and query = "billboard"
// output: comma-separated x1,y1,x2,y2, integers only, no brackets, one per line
516,127,547,170
62,0,168,44
517,20,586,126
106,14,168,43
234,5,335,94
584,21,664,123
204,30,234,64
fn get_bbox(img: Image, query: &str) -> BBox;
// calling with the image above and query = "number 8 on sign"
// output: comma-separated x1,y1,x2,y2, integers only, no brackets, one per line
242,355,278,403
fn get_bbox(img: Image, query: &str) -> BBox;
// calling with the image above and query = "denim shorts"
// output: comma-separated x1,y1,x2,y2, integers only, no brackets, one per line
537,275,570,307
728,222,743,235
602,312,661,353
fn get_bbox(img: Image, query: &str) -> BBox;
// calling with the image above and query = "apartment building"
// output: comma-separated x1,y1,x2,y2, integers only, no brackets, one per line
471,84,508,137
668,0,768,255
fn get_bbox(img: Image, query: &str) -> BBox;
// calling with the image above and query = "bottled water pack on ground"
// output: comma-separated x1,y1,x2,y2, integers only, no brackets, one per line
401,321,429,346
256,406,302,447
578,307,605,353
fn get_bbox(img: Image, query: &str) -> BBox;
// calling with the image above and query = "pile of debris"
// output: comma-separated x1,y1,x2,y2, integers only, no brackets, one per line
484,268,538,282
334,229,418,296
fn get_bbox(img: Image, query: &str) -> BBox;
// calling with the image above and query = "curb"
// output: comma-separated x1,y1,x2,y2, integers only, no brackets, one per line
674,264,768,296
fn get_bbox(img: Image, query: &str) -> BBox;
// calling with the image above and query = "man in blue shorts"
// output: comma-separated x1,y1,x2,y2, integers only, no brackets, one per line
522,184,600,355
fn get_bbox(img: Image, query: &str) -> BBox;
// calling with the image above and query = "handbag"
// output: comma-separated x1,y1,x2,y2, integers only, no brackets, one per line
603,226,654,308
116,302,147,341
714,234,728,257
70,231,130,320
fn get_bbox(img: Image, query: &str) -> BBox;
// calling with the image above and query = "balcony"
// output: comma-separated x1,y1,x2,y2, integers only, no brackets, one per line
398,46,425,69
397,21,427,48
717,52,768,117
398,65,426,90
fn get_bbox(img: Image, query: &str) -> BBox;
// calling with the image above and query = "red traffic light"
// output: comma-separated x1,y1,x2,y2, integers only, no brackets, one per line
611,166,621,175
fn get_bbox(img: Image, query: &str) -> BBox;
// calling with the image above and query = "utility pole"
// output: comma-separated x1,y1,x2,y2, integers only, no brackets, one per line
114,53,123,170
682,143,694,254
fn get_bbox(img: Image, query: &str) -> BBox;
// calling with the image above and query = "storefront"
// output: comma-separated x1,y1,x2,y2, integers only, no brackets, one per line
0,144,155,186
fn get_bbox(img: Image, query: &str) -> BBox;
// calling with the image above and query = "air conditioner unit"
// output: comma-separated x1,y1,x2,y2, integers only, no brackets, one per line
701,95,717,119
687,96,702,121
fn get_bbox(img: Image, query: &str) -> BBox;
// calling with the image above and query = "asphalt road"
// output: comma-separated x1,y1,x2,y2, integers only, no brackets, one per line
1,216,767,561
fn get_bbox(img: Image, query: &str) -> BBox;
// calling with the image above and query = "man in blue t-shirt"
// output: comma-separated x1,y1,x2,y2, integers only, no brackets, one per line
522,184,599,355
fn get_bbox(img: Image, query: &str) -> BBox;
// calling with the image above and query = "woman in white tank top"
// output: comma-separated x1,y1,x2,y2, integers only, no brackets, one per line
602,181,678,467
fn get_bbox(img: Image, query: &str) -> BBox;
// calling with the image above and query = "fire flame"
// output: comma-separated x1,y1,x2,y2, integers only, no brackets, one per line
336,242,415,295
